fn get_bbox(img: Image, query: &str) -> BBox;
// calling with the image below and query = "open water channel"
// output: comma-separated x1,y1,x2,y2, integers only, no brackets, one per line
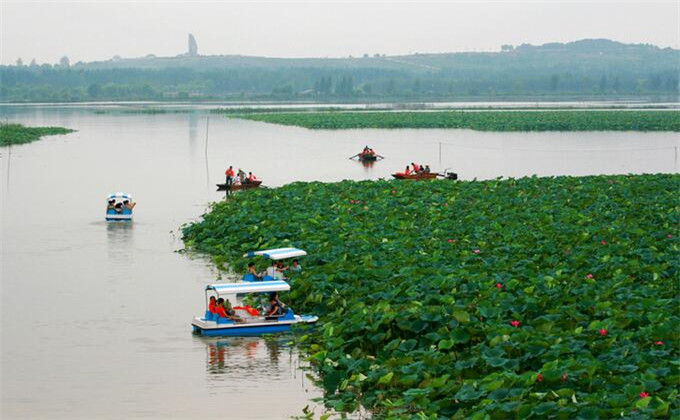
1,106,678,419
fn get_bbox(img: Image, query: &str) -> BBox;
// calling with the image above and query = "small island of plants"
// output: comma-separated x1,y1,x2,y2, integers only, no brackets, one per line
0,123,75,146
237,110,680,132
183,174,679,418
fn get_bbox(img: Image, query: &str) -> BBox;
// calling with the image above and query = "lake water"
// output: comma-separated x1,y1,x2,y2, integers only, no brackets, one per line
1,106,678,419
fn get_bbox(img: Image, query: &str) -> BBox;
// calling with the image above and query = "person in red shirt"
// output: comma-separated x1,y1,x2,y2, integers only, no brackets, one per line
247,172,257,184
404,165,411,175
208,296,218,314
225,166,235,185
411,162,420,173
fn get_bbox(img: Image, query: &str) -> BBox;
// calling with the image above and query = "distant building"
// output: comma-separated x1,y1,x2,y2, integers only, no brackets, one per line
188,34,198,56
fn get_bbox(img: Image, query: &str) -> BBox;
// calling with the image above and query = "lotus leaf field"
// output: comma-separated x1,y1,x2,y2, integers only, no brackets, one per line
237,110,680,131
0,123,75,146
183,174,679,418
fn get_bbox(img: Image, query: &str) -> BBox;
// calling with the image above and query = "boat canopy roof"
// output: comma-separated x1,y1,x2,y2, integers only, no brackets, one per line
107,192,132,200
206,280,290,295
243,247,307,260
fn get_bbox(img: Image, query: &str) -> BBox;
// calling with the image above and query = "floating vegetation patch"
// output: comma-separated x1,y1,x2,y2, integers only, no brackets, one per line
183,175,679,418
0,123,75,146
237,110,680,131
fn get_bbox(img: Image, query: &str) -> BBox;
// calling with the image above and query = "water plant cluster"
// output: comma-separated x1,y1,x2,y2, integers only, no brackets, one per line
238,110,680,131
183,175,679,418
0,123,74,146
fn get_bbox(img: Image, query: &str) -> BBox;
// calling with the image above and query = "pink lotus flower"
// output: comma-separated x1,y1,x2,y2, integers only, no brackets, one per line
536,373,543,382
443,203,449,207
495,283,502,289
655,341,664,345
510,320,520,327
639,392,649,399
473,249,481,254
600,240,607,245
448,239,454,243
598,328,607,336
561,372,568,382
667,234,673,239
586,273,594,279
391,189,397,193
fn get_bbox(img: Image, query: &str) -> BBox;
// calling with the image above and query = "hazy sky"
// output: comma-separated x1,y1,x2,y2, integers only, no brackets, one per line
1,1,678,65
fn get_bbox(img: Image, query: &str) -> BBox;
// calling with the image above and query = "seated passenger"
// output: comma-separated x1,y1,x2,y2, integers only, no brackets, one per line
107,199,116,212
247,262,263,281
265,261,279,279
114,202,124,213
123,200,136,210
424,165,431,173
276,261,288,279
208,296,218,314
216,298,244,322
404,165,411,175
265,294,285,317
289,259,302,273
246,172,257,184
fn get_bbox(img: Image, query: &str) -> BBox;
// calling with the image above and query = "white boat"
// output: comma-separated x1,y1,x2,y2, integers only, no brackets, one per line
241,247,306,282
191,280,318,337
105,192,134,221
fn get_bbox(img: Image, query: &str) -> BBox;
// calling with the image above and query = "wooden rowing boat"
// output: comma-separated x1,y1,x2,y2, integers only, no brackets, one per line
216,180,262,191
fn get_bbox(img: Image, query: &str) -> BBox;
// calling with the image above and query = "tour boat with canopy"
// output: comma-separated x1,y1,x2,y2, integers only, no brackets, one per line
241,247,307,282
105,192,134,221
191,280,319,336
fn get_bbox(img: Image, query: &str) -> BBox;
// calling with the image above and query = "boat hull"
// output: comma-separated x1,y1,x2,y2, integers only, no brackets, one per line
216,180,262,191
358,153,378,161
392,173,438,180
106,213,133,221
191,315,318,337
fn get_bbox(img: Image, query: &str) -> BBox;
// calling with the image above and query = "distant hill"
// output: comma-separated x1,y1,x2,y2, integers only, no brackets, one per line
1,39,678,102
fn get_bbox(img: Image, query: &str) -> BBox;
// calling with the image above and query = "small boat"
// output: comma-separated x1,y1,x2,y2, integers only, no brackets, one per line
392,169,458,180
358,152,378,162
216,180,262,191
392,172,439,180
241,247,306,282
105,192,134,221
191,280,319,337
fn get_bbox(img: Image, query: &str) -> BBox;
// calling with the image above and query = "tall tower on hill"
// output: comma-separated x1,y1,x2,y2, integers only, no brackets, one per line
188,34,198,56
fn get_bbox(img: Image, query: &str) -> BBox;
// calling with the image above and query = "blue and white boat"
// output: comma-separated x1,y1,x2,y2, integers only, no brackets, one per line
105,192,134,221
191,280,318,337
241,247,307,282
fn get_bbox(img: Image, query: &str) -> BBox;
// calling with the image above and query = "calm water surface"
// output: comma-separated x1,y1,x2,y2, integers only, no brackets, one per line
1,107,678,419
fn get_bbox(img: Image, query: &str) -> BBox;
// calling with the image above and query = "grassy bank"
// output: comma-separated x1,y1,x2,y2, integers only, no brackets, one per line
183,175,679,418
0,123,75,146
237,110,680,131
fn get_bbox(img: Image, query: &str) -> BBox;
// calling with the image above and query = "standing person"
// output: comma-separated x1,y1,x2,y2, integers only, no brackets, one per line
225,166,235,186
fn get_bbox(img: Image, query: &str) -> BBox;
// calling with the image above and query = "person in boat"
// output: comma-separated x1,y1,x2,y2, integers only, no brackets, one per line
265,292,285,317
276,261,289,279
404,165,411,176
363,145,370,154
289,259,302,274
237,169,246,184
107,199,116,212
208,296,218,314
411,162,418,174
216,298,244,322
419,165,425,173
424,165,431,173
123,200,136,210
225,166,235,186
247,172,257,184
265,261,279,279
114,202,124,213
247,262,263,281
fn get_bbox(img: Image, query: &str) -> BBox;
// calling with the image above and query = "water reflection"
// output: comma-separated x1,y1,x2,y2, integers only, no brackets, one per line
201,337,304,381
106,221,135,265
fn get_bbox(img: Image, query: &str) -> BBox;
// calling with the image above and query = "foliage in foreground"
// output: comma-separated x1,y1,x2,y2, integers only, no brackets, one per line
238,110,680,132
183,175,679,418
0,123,74,146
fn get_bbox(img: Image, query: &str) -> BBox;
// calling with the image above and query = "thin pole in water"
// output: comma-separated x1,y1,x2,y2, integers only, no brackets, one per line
439,142,442,166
